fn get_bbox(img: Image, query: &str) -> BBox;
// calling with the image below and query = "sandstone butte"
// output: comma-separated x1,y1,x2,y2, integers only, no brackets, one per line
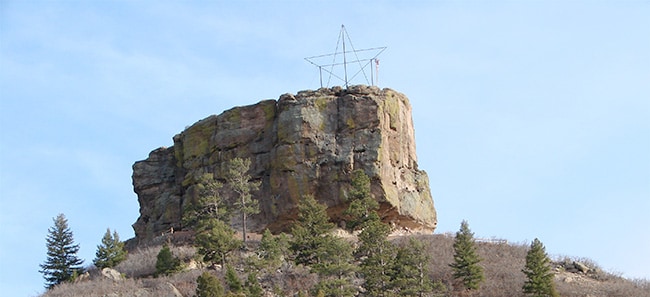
131,85,437,244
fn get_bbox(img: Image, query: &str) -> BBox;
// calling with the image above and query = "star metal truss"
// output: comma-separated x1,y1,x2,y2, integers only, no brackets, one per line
305,25,386,88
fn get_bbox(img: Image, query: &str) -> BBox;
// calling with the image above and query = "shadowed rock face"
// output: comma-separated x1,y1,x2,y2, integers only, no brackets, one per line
132,85,436,243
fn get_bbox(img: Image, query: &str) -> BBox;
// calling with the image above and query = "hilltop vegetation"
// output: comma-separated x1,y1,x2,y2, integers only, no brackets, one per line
39,169,650,296
40,232,650,297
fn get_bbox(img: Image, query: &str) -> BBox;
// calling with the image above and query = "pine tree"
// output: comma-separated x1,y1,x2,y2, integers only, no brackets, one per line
195,218,241,267
290,195,335,266
224,157,261,243
357,215,395,297
182,173,228,229
522,238,559,297
39,213,84,289
225,264,243,294
343,169,379,231
392,238,438,297
93,228,127,269
155,244,181,276
245,272,263,297
196,271,225,297
449,220,484,292
255,228,285,270
313,237,358,297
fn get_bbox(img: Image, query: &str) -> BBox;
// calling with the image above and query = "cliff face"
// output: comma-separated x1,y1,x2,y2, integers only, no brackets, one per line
132,85,436,242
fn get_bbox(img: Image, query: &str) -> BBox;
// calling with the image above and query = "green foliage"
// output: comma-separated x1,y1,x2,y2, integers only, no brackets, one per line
449,220,484,291
392,238,440,297
93,228,127,269
289,194,356,296
343,169,379,231
312,237,358,297
155,244,181,277
357,217,395,297
224,157,261,243
290,195,335,266
196,271,225,297
195,218,241,267
245,272,263,297
225,264,243,294
39,213,84,289
253,229,287,270
522,238,559,297
182,173,228,229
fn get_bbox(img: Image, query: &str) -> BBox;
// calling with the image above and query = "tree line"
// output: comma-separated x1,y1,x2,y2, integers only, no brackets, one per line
40,159,558,297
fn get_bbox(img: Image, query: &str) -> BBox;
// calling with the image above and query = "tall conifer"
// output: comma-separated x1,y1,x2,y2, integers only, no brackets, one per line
313,237,357,297
392,238,436,297
522,238,559,297
449,220,484,291
290,195,335,266
39,214,84,289
343,169,378,231
195,218,241,267
93,228,127,269
357,216,395,297
224,157,261,243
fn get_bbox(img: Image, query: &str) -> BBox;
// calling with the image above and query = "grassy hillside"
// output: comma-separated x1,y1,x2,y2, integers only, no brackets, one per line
40,233,650,297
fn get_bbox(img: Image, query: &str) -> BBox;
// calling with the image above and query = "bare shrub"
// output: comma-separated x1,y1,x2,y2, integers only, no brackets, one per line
476,240,528,297
41,277,147,297
114,245,160,278
155,269,203,296
394,234,529,297
633,278,650,290
114,244,197,278
260,264,318,296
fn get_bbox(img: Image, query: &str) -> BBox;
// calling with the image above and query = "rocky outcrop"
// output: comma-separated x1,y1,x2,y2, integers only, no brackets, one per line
132,85,436,243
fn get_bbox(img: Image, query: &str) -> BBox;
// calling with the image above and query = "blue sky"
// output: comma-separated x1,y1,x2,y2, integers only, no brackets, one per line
1,1,648,296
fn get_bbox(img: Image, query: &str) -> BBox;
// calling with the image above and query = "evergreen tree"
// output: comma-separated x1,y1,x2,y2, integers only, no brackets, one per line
313,237,358,297
195,218,241,267
449,220,484,292
155,244,181,276
182,173,227,229
196,271,225,297
225,264,243,294
357,215,395,297
255,228,285,270
224,157,261,243
39,213,84,289
290,195,335,266
93,228,127,269
392,238,438,297
343,169,379,231
522,238,559,297
245,272,263,297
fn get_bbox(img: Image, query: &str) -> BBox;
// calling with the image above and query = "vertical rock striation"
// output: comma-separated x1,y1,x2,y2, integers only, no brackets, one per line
132,85,436,243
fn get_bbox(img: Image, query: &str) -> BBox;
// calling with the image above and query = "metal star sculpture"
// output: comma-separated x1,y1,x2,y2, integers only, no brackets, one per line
305,25,386,88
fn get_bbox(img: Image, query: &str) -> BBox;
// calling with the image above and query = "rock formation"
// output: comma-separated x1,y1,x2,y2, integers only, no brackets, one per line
132,85,436,243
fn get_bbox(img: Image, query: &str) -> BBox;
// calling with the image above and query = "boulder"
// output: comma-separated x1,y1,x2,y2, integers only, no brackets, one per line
160,282,183,297
574,261,590,273
131,86,437,243
101,268,124,281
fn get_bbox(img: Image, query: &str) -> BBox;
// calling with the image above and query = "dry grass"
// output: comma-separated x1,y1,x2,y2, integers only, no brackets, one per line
393,234,650,297
114,244,197,278
40,270,202,297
